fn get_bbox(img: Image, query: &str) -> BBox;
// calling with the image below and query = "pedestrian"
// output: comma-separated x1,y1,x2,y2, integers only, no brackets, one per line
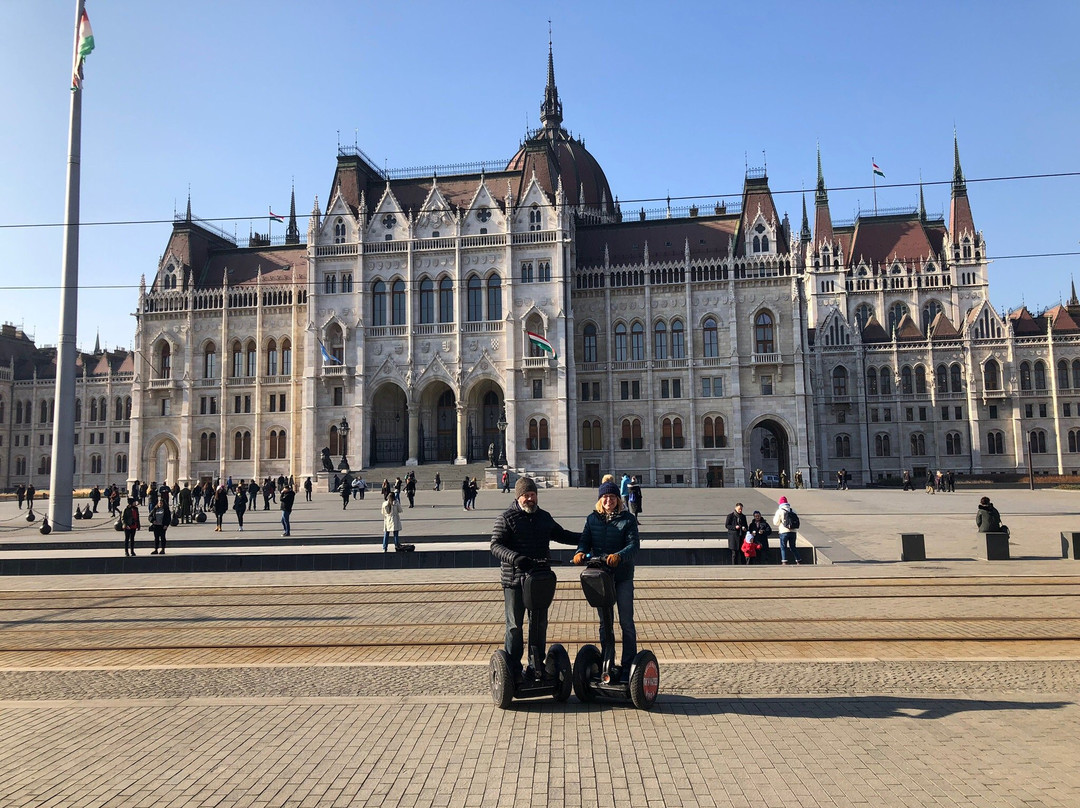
149,498,170,554
16,484,25,510
356,475,366,500
405,473,416,508
212,485,229,532
501,469,510,493
772,495,801,565
627,475,643,521
381,478,391,501
572,479,640,683
976,496,1003,533
178,482,193,523
108,485,120,516
836,468,847,491
902,470,912,491
90,485,102,513
381,492,402,551
280,484,295,537
226,475,234,494
779,469,788,489
26,483,36,510
121,497,141,557
341,473,352,510
468,477,479,510
925,473,936,494
947,471,956,493
747,510,772,564
490,477,579,681
462,476,472,510
619,473,631,508
434,472,442,492
793,470,804,490
936,469,945,493
248,478,259,509
232,487,247,531
725,502,748,565
304,477,313,502
394,477,403,500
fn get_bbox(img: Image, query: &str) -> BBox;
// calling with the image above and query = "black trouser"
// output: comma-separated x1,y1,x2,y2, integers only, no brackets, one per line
124,529,137,555
503,584,547,672
152,526,167,552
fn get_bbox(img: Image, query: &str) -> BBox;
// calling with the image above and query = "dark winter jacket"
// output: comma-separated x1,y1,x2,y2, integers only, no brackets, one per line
725,510,748,551
280,489,295,513
490,501,578,588
576,509,640,584
976,503,1002,533
748,517,772,544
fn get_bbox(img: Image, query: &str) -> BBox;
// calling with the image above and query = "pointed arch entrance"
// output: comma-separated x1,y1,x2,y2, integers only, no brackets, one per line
416,381,458,463
369,383,408,465
465,381,505,464
747,417,790,485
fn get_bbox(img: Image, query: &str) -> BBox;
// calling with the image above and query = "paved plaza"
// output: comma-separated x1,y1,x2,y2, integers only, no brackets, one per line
1,483,1079,806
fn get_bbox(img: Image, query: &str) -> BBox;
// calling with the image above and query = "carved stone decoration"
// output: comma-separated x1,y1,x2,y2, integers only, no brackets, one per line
394,343,404,355
442,340,450,353
421,341,430,353
491,338,499,351
374,344,383,355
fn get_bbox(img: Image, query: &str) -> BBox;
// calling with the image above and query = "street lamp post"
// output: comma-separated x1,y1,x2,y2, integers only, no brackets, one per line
338,417,351,471
497,408,508,466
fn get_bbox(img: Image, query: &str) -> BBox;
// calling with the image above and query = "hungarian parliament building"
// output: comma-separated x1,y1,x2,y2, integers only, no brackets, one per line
3,50,1079,491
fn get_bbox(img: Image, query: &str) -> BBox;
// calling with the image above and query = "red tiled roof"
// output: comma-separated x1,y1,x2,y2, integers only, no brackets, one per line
894,313,924,341
576,216,738,268
860,315,890,343
1009,306,1044,336
200,245,308,288
929,311,960,340
507,130,613,213
1046,305,1080,333
950,190,975,241
848,215,937,266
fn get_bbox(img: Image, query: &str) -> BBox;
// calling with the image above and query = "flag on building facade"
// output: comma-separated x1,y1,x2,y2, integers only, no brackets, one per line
526,331,557,360
71,7,95,91
872,162,885,178
319,339,340,365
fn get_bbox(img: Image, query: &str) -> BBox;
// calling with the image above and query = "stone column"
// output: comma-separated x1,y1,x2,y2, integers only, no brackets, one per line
455,403,467,465
406,404,419,466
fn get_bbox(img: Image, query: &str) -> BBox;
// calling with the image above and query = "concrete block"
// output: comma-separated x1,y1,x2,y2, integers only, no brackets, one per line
1062,532,1080,560
899,533,926,562
982,532,1010,560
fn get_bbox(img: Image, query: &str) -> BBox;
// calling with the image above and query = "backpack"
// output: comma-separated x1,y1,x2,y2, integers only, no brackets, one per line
781,508,800,530
123,507,137,529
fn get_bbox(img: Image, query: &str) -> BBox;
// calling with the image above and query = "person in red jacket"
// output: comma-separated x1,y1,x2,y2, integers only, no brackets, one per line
121,497,141,557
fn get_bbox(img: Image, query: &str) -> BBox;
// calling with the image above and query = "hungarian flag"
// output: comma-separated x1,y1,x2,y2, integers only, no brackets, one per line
71,8,95,91
319,340,340,365
527,331,557,360
872,162,885,178
270,209,285,223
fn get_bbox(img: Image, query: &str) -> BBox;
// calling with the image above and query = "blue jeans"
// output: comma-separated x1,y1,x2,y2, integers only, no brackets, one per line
281,511,291,535
597,578,637,669
779,531,797,563
382,530,399,550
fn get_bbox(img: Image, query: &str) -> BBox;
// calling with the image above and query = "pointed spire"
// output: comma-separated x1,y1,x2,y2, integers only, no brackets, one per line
540,33,563,131
1071,276,1078,307
185,190,192,222
800,194,811,243
918,175,927,223
952,131,967,193
949,132,975,242
286,184,300,244
815,145,828,205
93,330,101,354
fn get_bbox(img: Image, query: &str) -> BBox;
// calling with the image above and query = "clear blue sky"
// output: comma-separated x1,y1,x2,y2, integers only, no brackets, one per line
3,1,1079,353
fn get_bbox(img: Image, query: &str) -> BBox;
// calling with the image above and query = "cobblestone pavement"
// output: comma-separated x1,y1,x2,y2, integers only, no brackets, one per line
3,563,1080,806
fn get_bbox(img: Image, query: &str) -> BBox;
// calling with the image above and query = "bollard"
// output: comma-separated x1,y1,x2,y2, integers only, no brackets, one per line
899,533,926,562
1062,532,1080,560
982,531,1010,560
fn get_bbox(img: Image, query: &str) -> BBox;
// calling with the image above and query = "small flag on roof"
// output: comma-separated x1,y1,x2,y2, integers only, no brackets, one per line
872,162,885,178
526,331,557,360
71,8,95,91
270,209,285,223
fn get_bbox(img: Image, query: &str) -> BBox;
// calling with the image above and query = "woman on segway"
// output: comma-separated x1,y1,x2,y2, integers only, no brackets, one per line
573,479,640,682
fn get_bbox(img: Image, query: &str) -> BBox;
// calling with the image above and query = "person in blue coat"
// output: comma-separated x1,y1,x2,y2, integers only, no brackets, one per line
573,480,640,681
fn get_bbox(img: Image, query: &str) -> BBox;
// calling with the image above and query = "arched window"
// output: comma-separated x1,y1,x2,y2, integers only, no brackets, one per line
950,363,963,393
89,398,98,422
583,323,598,363
875,433,891,457
75,398,82,422
199,431,217,461
372,280,387,326
268,429,287,459
266,339,278,376
984,358,1001,391
15,456,26,476
1058,359,1071,389
888,301,908,335
581,420,602,451
391,279,406,325
703,415,725,448
125,396,132,420
326,324,344,365
835,435,851,458
486,275,502,320
245,341,257,377
921,300,943,334
419,278,435,324
529,204,542,231
281,340,292,376
901,366,913,395
671,320,686,359
986,431,1004,455
653,321,668,360
39,400,48,424
333,217,346,244
37,455,50,474
866,367,879,395
880,367,893,395
115,397,123,421
1019,361,1032,390
234,430,252,460
754,311,775,354
159,342,171,379
630,322,645,361
1034,361,1047,390
231,341,243,377
703,317,719,358
832,367,848,396
661,417,685,449
115,453,128,474
1073,359,1080,390
620,418,643,450
325,274,337,295
936,364,949,395
614,323,628,362
467,275,483,322
527,418,551,450
1069,429,1080,453
1029,430,1047,454
341,273,353,293
14,400,22,424
855,304,873,332
204,343,217,379
910,433,926,456
914,365,927,395
946,431,963,455
438,277,454,323
329,424,339,456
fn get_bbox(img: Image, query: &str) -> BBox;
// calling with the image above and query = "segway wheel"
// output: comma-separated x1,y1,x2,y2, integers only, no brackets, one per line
547,644,573,703
489,650,516,709
629,650,661,710
573,644,602,703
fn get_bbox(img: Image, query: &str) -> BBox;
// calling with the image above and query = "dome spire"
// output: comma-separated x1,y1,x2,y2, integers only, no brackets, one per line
540,25,563,131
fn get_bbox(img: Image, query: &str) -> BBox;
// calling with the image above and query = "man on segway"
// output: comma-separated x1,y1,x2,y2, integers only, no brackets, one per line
490,477,579,687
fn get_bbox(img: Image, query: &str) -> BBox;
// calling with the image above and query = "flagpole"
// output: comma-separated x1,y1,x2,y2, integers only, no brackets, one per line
268,207,272,243
49,0,86,533
872,156,877,215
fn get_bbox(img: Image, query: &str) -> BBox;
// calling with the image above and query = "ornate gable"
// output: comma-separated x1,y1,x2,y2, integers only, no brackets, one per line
367,182,407,241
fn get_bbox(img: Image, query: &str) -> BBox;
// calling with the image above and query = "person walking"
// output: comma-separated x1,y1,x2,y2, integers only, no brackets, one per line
434,472,442,492
381,492,402,551
212,485,229,532
619,473,631,508
747,510,772,564
121,497,141,557
405,473,417,508
340,474,352,510
149,498,170,554
572,480,641,683
356,475,366,500
90,485,102,513
976,496,1003,533
462,476,473,511
501,469,510,493
304,477,313,502
232,487,247,532
280,484,295,537
468,477,479,510
490,477,579,681
772,495,801,565
381,478,391,501
16,484,25,510
725,502,749,565
627,476,643,522
26,484,36,511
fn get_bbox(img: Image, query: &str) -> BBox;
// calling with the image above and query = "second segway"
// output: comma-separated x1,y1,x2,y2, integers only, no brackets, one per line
489,559,573,709
573,557,660,709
